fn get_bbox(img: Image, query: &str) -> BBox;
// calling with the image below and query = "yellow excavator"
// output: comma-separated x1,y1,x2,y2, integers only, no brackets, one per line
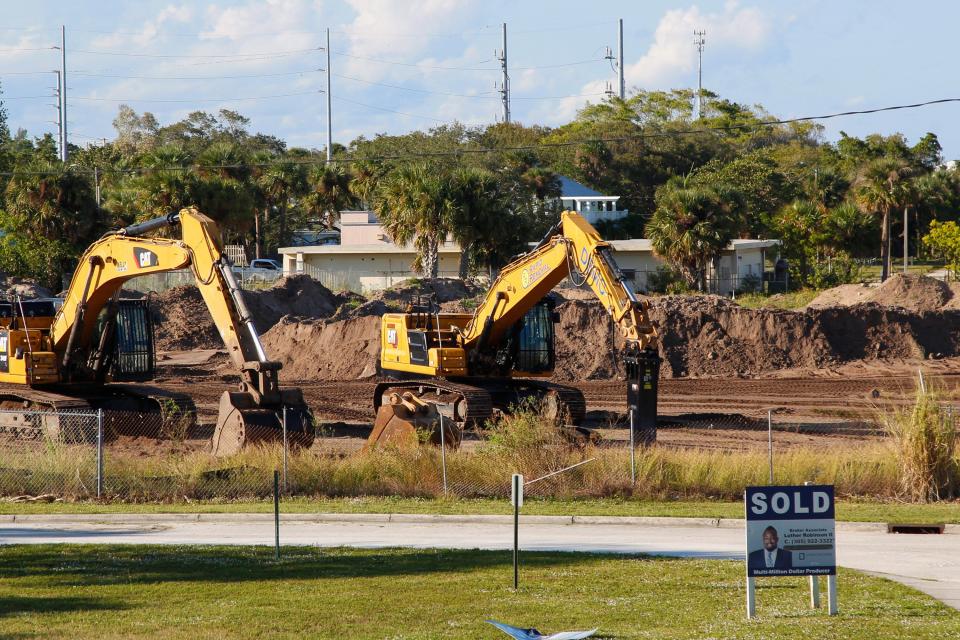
373,210,661,446
0,207,312,456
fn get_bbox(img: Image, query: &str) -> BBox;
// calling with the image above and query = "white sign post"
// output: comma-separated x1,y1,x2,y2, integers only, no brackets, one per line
745,485,838,619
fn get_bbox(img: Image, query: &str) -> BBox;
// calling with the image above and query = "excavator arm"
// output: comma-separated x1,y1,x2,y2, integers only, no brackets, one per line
50,207,312,455
460,211,661,441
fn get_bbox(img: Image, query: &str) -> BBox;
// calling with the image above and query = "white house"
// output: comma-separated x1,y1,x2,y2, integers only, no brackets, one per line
605,238,779,295
280,209,778,294
556,176,628,225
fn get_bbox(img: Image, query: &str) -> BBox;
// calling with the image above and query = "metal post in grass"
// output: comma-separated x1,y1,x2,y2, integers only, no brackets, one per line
803,481,821,608
511,473,523,591
827,574,838,615
439,417,448,496
282,406,288,493
629,408,636,485
767,409,774,484
274,469,280,560
96,408,104,499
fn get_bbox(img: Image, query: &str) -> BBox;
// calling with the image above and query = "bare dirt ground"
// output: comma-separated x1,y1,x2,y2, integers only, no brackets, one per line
142,351,958,455
8,274,958,456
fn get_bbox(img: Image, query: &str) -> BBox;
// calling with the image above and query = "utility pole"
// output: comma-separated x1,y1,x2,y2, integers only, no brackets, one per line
94,166,101,207
325,27,332,162
60,25,68,162
52,70,63,159
604,19,626,100
496,23,510,123
693,30,705,119
618,18,625,99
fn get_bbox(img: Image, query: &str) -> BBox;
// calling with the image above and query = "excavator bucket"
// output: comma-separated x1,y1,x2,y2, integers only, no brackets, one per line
210,389,314,457
366,392,461,450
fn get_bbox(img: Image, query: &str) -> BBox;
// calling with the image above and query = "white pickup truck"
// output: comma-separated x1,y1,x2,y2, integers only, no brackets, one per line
232,258,282,282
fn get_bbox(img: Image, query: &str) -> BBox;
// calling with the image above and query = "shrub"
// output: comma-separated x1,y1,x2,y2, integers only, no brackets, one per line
880,379,958,502
646,266,689,294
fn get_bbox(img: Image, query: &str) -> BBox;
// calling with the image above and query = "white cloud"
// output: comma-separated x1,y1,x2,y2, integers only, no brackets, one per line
550,3,772,124
201,0,319,45
93,4,193,48
623,2,770,89
343,0,473,57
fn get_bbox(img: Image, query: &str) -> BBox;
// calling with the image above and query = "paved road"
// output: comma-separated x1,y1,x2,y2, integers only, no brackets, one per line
2,513,958,610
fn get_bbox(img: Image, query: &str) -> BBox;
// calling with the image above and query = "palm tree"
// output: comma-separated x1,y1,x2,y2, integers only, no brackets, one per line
853,158,914,281
645,177,745,291
373,164,455,278
305,164,357,230
3,162,101,287
253,160,307,255
449,167,504,278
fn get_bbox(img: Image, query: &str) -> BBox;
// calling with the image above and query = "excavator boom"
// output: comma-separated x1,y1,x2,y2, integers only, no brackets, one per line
377,210,661,445
1,207,312,455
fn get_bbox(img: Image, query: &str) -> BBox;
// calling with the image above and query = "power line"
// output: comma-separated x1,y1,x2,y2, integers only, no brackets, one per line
71,89,321,104
70,47,320,59
1,96,957,177
0,46,55,53
331,50,497,71
333,72,495,98
512,58,605,70
331,95,447,122
71,69,321,81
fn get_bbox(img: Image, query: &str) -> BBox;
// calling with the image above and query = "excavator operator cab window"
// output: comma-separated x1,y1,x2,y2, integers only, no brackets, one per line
514,298,557,374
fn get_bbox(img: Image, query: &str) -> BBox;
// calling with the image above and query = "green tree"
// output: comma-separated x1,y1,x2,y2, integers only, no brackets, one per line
853,158,915,281
645,177,745,290
2,163,102,288
923,220,960,278
305,164,356,231
449,167,506,277
372,164,455,278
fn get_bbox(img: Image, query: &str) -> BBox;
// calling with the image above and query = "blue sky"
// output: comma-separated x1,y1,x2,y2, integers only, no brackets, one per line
1,1,958,158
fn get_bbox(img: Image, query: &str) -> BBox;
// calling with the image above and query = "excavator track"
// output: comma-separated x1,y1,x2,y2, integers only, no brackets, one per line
0,383,197,443
522,381,587,425
373,378,586,426
374,379,494,424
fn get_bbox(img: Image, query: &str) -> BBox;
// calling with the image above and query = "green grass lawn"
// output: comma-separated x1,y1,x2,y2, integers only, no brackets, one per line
3,496,959,524
735,288,822,310
0,545,955,639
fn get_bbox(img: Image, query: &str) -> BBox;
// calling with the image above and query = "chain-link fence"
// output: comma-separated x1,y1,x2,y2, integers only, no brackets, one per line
0,399,938,503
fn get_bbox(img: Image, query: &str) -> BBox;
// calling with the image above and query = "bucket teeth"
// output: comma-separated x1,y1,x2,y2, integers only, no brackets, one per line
366,392,461,450
211,391,314,457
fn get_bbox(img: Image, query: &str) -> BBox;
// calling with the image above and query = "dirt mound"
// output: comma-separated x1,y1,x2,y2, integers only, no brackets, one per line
806,284,874,308
150,285,223,351
552,295,960,381
151,275,350,351
808,274,952,312
867,274,952,312
246,274,341,329
262,314,382,380
372,278,484,306
1,276,52,300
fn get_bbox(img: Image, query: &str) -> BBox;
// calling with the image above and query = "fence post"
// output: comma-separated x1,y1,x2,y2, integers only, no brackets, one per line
439,417,448,496
281,406,288,494
629,408,636,485
96,408,104,499
767,409,774,484
274,469,280,560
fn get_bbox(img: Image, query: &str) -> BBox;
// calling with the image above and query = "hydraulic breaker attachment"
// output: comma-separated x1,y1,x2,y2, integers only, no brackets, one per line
366,392,461,450
626,347,660,446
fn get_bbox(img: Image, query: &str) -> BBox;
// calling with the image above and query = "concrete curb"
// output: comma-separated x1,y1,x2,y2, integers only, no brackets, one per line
6,512,954,532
